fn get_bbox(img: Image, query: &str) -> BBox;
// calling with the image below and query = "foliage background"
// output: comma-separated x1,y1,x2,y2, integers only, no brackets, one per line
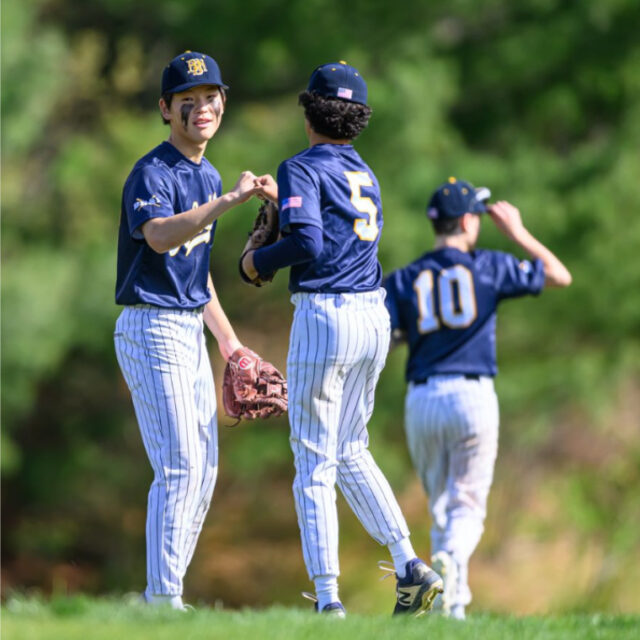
2,0,639,614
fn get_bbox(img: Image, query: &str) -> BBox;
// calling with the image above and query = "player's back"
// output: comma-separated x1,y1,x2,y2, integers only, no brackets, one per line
384,247,545,381
277,143,383,293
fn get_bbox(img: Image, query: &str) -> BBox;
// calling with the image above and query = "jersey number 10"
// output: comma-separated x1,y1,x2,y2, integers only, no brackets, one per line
414,265,477,333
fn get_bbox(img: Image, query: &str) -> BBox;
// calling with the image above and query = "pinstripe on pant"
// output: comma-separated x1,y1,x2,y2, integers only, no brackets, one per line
404,375,499,607
114,305,218,596
288,290,410,579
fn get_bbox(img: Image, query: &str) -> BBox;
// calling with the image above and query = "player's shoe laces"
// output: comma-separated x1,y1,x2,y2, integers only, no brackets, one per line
430,551,458,616
378,558,443,617
301,592,346,618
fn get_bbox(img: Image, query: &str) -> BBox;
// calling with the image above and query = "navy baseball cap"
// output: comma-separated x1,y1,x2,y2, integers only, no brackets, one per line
427,177,491,219
162,51,228,95
307,61,368,105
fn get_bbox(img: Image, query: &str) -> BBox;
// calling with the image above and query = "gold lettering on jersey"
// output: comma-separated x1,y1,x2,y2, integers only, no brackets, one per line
186,58,208,76
168,193,216,257
182,224,213,256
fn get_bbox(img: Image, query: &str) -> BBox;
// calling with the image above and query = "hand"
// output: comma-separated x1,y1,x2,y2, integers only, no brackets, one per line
254,174,278,202
241,250,259,282
231,171,259,204
487,200,526,241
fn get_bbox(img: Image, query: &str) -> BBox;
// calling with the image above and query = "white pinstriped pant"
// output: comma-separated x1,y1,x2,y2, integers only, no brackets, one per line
288,290,410,580
114,305,218,596
405,375,499,607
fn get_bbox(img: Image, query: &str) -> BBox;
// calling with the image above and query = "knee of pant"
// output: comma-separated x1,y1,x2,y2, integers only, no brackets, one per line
166,459,203,489
336,445,370,467
294,463,337,489
448,485,489,514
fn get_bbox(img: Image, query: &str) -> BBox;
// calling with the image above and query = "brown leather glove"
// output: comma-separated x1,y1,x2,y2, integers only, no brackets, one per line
222,347,288,421
239,200,280,287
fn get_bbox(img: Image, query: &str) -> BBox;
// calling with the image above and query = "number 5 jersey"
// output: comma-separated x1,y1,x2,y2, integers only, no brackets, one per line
276,143,383,293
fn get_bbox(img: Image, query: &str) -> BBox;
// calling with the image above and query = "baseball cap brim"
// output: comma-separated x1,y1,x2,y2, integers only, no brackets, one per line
165,80,229,95
472,186,491,212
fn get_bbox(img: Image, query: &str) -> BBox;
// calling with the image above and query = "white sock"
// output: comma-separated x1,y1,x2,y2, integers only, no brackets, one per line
314,575,339,610
144,590,184,610
451,605,466,620
388,537,416,578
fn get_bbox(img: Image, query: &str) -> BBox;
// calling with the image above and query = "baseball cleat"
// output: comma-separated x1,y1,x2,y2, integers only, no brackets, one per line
379,558,443,617
430,551,458,616
140,591,193,611
301,592,347,618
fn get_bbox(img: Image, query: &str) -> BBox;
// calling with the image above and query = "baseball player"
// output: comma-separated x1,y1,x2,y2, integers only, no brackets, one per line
242,62,443,617
383,178,572,619
114,51,262,610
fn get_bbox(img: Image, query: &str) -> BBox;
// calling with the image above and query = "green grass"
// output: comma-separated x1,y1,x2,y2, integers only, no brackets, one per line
2,595,638,640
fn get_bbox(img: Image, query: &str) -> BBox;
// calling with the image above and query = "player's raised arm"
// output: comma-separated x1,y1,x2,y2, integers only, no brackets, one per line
142,171,260,254
488,201,572,288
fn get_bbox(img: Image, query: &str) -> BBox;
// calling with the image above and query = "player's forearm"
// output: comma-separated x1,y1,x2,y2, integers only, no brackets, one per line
511,227,572,288
253,225,322,276
142,192,245,254
204,275,242,361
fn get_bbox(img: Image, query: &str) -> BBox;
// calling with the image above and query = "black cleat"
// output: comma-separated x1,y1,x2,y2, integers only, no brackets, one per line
379,558,444,617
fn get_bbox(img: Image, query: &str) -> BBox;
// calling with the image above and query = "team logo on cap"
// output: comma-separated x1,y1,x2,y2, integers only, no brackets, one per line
186,57,208,76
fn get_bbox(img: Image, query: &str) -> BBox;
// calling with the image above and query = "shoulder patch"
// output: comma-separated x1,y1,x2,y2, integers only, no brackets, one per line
133,194,162,211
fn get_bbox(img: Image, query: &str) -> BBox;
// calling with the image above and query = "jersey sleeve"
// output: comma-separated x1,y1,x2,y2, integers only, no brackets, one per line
493,251,545,300
123,165,175,239
382,271,403,331
276,158,322,232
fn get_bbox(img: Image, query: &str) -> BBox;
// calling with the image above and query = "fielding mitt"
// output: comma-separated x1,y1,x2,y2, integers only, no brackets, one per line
239,200,280,287
222,346,288,422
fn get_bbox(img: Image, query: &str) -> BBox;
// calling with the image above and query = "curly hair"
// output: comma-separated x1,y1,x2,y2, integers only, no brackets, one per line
298,91,372,140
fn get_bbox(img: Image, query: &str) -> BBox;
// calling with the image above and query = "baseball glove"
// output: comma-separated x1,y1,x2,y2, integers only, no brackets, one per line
222,346,288,422
239,200,280,287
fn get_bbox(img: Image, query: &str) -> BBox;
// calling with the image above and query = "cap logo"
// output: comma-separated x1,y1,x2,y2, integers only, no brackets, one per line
337,87,353,99
186,58,208,76
427,207,439,219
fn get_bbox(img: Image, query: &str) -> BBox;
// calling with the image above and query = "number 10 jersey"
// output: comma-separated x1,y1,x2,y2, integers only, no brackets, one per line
383,247,545,381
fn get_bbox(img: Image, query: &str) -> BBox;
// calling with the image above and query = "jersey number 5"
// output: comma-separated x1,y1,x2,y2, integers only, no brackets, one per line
345,171,379,241
414,265,477,333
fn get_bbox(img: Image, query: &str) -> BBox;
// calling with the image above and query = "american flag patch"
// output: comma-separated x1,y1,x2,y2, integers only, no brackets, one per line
337,87,353,99
282,196,302,210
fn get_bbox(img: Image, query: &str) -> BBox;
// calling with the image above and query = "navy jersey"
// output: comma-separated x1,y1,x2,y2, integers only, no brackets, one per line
384,247,545,381
115,142,222,308
277,144,383,293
